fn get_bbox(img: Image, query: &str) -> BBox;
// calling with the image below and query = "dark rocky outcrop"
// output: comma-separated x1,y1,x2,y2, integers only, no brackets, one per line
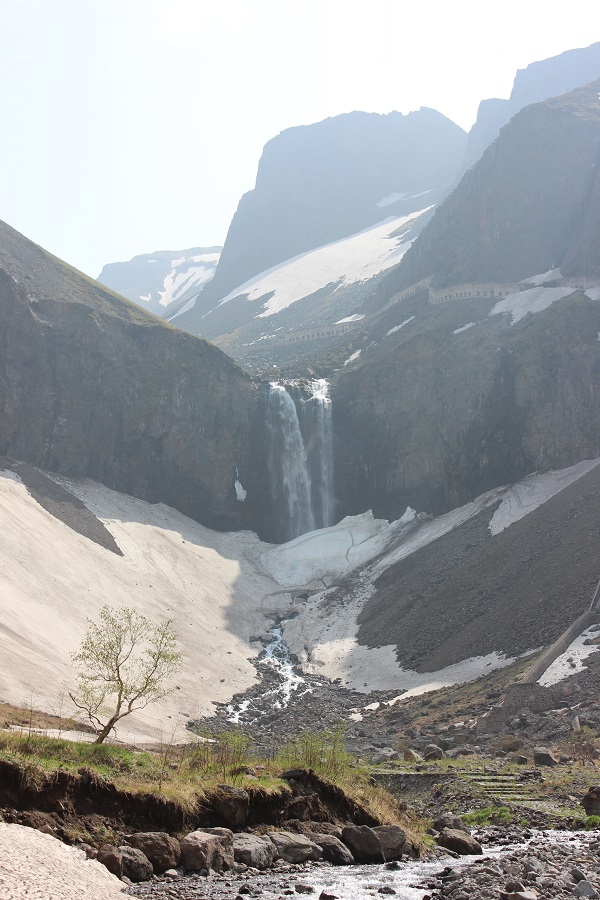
383,81,600,293
0,220,272,537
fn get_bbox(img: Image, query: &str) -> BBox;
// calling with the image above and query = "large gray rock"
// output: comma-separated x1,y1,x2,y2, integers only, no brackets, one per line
97,844,122,878
424,744,444,761
118,845,153,883
233,834,277,870
127,832,180,874
533,746,559,767
213,785,250,828
309,833,354,866
341,825,385,863
180,828,234,872
266,831,323,863
372,825,406,861
435,827,482,856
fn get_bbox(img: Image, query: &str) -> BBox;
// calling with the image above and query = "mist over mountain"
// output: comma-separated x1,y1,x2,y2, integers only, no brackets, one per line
97,246,221,318
377,80,600,296
463,40,600,169
185,108,466,320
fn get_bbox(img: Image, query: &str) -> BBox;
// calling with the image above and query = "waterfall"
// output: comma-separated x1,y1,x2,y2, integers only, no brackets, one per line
267,379,334,541
302,379,334,531
267,383,315,541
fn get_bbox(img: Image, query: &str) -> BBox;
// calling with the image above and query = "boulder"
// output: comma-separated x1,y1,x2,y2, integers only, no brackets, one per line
433,816,469,834
127,832,180,874
118,845,153,883
372,825,406,861
533,746,558,766
267,831,323,863
180,828,234,872
212,785,250,827
424,744,444,760
309,833,354,865
233,833,277,870
582,785,600,816
97,844,122,878
403,749,424,762
341,825,385,863
445,746,476,758
372,748,399,764
435,827,482,856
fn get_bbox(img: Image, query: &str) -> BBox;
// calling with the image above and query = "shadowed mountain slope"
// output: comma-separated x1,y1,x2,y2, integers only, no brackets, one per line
0,220,268,534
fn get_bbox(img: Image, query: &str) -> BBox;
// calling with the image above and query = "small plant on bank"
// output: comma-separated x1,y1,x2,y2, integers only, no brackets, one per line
277,725,352,780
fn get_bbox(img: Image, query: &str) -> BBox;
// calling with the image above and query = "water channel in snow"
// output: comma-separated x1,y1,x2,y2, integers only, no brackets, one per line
226,621,311,724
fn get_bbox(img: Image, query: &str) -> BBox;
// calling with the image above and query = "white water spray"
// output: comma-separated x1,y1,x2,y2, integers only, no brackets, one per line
267,383,315,540
267,380,334,540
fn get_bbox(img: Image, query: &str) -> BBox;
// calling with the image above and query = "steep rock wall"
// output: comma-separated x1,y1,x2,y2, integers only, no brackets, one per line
0,241,270,535
333,295,600,521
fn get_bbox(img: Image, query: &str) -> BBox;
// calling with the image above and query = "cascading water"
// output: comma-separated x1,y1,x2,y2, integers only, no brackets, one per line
302,378,334,530
267,379,334,541
267,383,315,541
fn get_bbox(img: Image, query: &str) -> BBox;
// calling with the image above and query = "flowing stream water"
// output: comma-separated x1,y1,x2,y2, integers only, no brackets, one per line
226,621,310,724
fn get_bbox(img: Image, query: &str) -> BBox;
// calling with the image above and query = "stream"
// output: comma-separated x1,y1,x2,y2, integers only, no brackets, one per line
226,622,311,724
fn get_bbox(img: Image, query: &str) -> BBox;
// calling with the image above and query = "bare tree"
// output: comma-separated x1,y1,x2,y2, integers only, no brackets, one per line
69,606,182,744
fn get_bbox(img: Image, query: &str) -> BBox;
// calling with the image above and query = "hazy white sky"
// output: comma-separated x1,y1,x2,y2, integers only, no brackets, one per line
1,0,598,277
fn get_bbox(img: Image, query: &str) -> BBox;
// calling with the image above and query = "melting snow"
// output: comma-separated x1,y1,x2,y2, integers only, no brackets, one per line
386,315,415,336
453,321,476,334
489,283,600,324
488,460,600,535
211,209,433,319
260,511,402,588
521,267,562,286
343,349,362,366
539,626,600,686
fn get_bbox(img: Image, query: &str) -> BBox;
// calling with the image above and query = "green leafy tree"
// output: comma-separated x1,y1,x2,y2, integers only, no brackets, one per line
69,606,182,744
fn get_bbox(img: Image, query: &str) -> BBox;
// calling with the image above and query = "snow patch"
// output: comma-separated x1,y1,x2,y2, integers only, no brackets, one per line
539,626,600,686
521,267,562,286
212,209,433,319
387,316,415,336
489,281,600,325
335,313,365,324
489,286,579,324
453,321,476,334
260,511,403,588
343,349,362,366
234,480,247,502
488,460,600,535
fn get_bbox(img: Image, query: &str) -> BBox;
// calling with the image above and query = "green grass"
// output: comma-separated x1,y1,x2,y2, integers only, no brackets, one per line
462,805,513,825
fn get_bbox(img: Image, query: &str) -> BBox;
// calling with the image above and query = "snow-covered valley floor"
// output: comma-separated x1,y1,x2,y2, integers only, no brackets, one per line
1,458,597,742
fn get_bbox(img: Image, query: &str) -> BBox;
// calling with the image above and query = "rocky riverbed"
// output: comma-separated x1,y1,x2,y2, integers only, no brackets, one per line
126,828,600,900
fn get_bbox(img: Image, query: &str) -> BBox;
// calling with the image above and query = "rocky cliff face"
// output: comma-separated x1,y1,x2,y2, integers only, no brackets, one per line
381,81,600,294
0,221,270,535
186,108,466,323
463,40,600,169
333,290,600,522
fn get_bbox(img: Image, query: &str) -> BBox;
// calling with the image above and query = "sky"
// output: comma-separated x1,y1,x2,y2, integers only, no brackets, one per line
1,0,599,278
